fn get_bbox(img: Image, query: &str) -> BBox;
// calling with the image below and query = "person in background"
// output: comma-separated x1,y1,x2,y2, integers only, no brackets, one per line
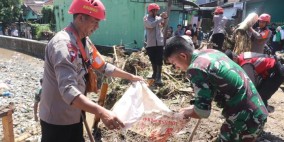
166,26,173,39
164,35,268,142
225,50,284,112
4,27,9,36
250,13,272,54
210,6,227,52
174,24,184,36
269,23,277,44
229,25,236,36
11,26,19,37
144,3,168,85
185,30,191,37
39,0,144,141
280,25,284,50
196,27,204,48
34,78,43,122
185,24,194,37
271,26,282,54
193,23,197,33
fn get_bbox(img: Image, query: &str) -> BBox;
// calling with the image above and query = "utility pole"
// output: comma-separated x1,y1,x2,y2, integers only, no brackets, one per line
241,0,247,21
163,0,172,45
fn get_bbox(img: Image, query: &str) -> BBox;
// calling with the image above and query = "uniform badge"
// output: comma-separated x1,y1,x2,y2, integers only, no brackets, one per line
67,43,78,62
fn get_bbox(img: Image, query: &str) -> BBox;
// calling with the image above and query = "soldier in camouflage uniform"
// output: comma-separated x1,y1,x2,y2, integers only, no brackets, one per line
164,35,268,142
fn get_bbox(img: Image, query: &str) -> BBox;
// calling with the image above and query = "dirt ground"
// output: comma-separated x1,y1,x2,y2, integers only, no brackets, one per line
1,48,283,142
86,85,284,142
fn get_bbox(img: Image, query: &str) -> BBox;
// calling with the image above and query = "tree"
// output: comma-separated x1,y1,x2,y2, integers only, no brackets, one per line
41,5,55,30
0,0,23,26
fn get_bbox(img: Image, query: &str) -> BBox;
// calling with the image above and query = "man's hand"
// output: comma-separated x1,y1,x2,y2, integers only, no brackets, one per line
249,27,254,32
100,109,125,130
144,16,148,22
130,75,145,82
179,106,194,119
160,12,168,19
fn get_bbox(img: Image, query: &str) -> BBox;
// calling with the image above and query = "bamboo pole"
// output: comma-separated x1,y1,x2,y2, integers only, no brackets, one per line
112,45,118,66
82,115,95,142
188,119,202,142
92,82,109,135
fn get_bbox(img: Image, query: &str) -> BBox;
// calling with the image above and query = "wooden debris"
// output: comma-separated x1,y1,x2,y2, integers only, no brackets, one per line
188,119,202,142
1,103,15,142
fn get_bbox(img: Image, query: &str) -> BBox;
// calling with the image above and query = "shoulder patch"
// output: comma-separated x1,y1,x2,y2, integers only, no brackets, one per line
261,30,270,39
67,43,78,62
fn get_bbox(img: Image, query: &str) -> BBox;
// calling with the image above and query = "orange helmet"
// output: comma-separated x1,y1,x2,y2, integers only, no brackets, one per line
148,3,160,12
214,6,224,14
185,30,191,36
68,0,106,20
258,13,271,23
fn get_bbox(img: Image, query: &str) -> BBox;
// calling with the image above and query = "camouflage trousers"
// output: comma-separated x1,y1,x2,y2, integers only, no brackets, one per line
216,110,267,142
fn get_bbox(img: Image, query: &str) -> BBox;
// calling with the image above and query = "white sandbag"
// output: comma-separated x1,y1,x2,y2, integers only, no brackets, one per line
112,82,187,138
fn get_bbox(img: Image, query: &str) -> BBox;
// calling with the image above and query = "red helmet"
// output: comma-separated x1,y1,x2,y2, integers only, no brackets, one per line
148,3,160,12
185,30,191,36
258,13,271,23
214,6,224,14
68,0,106,20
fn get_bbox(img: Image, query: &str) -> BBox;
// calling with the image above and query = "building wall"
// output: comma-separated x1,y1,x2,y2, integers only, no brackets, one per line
0,35,46,59
54,0,146,48
53,0,189,49
246,0,284,25
169,11,183,31
24,10,39,20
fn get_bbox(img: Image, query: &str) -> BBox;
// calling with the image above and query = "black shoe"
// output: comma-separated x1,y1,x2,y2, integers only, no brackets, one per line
150,64,157,79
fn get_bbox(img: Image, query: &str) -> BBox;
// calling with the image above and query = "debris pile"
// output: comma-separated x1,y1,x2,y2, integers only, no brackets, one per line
99,46,194,110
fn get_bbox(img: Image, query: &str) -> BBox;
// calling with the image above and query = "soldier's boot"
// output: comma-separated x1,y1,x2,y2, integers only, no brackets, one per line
155,65,163,86
148,64,157,79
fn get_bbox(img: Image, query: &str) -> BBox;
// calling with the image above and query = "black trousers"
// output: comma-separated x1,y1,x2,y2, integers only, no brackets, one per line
242,63,284,106
257,65,284,106
146,46,164,66
40,120,84,142
212,33,225,52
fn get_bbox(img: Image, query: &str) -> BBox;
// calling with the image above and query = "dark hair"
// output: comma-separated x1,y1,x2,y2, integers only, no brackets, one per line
215,12,223,15
164,36,195,60
73,13,89,20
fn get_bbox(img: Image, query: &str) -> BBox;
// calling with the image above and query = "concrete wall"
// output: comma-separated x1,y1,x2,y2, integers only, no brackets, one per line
0,35,47,59
0,35,114,59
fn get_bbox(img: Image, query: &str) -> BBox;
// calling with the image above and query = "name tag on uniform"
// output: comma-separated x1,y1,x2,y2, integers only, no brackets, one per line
243,52,268,59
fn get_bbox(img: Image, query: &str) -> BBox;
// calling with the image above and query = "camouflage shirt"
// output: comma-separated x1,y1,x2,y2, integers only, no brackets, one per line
187,49,268,119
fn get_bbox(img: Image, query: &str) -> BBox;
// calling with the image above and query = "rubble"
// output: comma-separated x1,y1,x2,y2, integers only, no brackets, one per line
0,47,284,142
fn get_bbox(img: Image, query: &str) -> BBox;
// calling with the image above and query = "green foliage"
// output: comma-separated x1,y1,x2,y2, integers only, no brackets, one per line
41,5,55,30
0,0,23,25
30,24,52,40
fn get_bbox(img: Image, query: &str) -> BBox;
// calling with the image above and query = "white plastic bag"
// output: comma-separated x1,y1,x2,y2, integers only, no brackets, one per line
112,82,187,138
